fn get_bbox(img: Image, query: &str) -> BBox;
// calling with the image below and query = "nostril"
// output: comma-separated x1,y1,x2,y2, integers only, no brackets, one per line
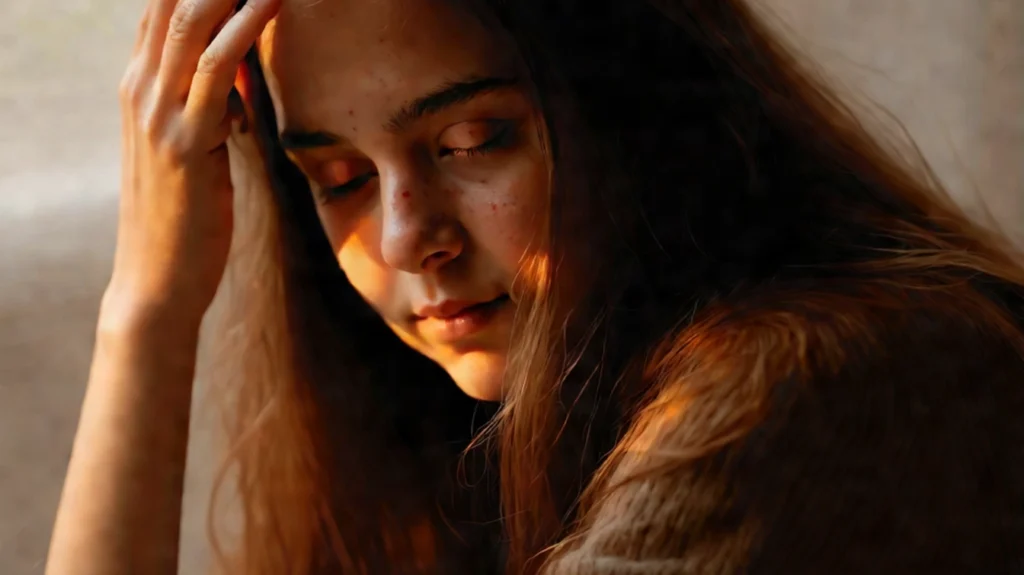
422,249,455,271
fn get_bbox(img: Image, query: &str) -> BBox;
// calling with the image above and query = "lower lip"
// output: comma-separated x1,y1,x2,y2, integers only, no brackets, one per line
419,295,511,343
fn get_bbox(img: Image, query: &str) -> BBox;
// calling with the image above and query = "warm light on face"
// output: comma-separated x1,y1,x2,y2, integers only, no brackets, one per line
258,0,551,400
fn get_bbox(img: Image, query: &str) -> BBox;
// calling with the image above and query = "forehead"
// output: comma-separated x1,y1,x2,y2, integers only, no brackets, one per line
257,0,516,129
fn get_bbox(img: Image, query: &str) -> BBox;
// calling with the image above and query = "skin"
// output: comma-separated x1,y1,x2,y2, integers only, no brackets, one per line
258,0,550,400
46,0,279,573
47,1,546,572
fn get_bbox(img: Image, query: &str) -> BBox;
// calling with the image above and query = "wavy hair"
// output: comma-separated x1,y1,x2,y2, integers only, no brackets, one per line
207,1,1024,573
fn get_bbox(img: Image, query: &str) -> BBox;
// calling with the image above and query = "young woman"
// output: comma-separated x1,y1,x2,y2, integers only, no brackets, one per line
47,0,1024,573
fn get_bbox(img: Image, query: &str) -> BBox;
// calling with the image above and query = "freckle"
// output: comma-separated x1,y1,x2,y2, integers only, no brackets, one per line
401,190,411,198
348,109,354,116
479,178,488,184
490,202,497,212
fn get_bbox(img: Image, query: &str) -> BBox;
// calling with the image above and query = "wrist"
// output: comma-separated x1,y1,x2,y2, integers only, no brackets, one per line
98,284,205,350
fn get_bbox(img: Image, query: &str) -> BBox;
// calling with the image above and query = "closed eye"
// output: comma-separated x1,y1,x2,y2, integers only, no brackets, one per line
313,120,515,203
320,171,378,201
439,122,513,158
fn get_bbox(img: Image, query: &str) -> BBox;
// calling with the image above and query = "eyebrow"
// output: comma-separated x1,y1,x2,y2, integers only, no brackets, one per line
278,75,519,151
386,75,518,133
279,129,340,150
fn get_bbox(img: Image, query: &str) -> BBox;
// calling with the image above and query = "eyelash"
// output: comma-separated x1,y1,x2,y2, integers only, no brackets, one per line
318,125,512,201
322,171,377,198
440,124,511,158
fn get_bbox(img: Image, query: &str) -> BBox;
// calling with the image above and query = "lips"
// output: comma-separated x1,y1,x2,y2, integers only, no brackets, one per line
414,294,511,343
414,294,508,320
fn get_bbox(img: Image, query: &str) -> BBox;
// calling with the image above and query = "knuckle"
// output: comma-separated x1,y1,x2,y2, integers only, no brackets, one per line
164,121,199,161
136,17,149,38
195,49,226,76
136,107,200,162
118,74,135,102
119,68,147,107
167,0,200,42
148,131,192,164
167,133,197,162
237,2,258,20
139,112,164,142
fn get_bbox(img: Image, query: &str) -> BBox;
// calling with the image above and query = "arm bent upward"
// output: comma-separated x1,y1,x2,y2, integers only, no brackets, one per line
46,310,200,575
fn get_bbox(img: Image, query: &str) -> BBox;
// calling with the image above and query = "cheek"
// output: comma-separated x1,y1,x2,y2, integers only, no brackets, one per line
325,210,397,315
458,157,548,269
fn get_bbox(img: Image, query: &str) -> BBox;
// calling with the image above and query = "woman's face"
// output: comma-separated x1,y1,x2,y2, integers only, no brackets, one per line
257,0,548,401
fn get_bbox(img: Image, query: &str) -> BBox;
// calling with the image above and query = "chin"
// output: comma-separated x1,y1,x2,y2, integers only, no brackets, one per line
445,350,506,401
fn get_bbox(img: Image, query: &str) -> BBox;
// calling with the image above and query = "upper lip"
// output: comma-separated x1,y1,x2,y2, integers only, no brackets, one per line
414,296,502,320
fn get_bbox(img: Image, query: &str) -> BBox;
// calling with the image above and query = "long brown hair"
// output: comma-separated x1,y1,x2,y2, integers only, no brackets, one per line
208,0,1024,573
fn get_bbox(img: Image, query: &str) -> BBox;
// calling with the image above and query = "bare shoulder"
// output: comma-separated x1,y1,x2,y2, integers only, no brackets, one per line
545,279,1024,574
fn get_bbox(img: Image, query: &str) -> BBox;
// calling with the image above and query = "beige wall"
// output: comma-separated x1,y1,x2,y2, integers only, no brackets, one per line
0,1,1020,573
762,0,1023,241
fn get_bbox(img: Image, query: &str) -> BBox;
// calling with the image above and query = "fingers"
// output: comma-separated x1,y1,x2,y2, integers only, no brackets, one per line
133,2,152,56
185,0,279,142
158,0,240,98
140,0,180,67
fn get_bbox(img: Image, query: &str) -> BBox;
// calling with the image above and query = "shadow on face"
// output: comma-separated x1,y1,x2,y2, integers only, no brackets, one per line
256,0,551,400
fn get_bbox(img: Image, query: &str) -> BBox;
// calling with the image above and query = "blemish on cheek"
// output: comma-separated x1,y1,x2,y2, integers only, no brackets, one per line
348,109,354,116
479,179,488,185
490,202,498,212
401,190,411,199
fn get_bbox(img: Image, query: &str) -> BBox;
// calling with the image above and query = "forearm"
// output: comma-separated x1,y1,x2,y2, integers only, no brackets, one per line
46,309,200,575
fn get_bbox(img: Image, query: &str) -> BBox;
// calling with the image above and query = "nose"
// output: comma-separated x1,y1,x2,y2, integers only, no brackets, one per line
379,172,464,274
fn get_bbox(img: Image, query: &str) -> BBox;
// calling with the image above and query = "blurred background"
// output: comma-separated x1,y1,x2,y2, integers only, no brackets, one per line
0,0,1020,573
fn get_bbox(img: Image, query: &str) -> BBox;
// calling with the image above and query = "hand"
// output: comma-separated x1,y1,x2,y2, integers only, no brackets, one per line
104,0,279,333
